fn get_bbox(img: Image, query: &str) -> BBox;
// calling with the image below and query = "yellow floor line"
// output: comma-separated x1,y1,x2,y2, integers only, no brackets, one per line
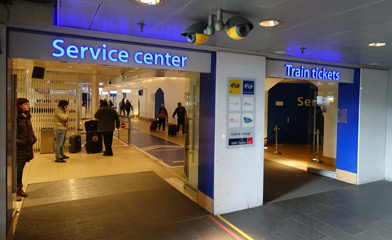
217,214,254,240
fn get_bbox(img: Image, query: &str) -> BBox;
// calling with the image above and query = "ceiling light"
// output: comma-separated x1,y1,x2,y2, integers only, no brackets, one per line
368,42,386,47
274,50,287,54
133,0,162,6
259,20,281,27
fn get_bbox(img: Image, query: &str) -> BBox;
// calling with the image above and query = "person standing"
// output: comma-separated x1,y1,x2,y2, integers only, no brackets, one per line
108,99,114,107
157,104,168,132
54,100,69,163
16,98,37,201
125,99,133,116
94,99,120,156
172,102,186,135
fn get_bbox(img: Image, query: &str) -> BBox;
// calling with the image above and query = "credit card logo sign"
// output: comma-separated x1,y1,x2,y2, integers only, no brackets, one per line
229,80,242,94
243,80,254,95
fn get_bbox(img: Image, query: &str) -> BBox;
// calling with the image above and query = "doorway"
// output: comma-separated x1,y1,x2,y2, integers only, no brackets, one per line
8,58,200,201
264,78,342,203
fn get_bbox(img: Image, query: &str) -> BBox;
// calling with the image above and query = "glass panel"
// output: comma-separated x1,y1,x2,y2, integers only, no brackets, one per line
184,72,200,190
264,78,337,173
308,81,338,171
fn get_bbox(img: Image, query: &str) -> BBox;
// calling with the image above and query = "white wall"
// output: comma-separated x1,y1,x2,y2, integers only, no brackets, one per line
127,77,187,120
385,69,392,180
358,68,388,184
214,52,265,214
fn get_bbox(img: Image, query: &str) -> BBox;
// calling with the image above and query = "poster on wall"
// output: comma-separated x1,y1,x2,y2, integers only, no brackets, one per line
227,78,256,148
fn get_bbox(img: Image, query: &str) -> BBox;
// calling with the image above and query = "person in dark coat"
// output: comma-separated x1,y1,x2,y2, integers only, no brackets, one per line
16,98,37,201
94,99,120,156
125,100,133,116
172,102,186,135
119,98,126,115
156,104,168,132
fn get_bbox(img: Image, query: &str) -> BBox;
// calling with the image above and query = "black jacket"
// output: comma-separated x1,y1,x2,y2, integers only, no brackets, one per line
172,106,186,120
17,113,36,162
94,106,120,132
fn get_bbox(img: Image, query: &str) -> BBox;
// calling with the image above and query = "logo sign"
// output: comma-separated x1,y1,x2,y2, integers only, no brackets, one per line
243,80,254,95
120,123,126,128
229,80,242,94
92,135,99,142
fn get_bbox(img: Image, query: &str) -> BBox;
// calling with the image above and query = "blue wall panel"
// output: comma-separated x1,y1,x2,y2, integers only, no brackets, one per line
198,53,216,199
336,69,360,173
267,83,320,144
154,88,164,118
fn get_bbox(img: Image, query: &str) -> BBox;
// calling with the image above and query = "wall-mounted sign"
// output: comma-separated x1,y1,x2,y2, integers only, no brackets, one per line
227,78,256,148
8,30,212,73
266,60,354,83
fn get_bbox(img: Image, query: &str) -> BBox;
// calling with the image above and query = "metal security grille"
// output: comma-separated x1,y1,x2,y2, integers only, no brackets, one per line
16,69,78,152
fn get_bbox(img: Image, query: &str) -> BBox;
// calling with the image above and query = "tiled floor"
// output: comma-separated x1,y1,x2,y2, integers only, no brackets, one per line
15,118,392,240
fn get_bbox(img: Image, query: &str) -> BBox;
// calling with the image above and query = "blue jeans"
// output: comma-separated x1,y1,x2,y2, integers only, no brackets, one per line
55,129,67,159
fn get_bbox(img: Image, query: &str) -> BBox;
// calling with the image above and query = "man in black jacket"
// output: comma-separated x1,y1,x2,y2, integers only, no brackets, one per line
172,102,186,135
94,100,120,156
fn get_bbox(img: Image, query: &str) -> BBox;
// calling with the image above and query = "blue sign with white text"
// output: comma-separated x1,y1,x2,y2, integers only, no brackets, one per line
243,80,254,95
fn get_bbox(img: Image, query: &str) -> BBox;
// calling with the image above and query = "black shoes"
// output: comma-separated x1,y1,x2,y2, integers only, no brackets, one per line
55,158,66,163
103,152,113,156
62,155,70,159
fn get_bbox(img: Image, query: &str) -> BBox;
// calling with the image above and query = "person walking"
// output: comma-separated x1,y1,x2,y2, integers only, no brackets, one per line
156,104,168,132
172,102,186,135
94,99,120,156
54,100,69,163
16,98,37,201
125,100,133,116
119,98,126,115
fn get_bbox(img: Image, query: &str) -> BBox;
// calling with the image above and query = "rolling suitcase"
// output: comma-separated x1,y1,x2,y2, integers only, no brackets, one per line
69,135,81,153
168,124,176,136
86,131,102,154
85,120,98,131
150,120,158,131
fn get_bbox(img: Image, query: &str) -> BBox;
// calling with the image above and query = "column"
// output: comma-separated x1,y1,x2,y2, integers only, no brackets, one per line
91,72,99,118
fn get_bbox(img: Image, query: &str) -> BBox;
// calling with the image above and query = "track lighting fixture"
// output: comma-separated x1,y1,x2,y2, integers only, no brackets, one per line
181,9,254,44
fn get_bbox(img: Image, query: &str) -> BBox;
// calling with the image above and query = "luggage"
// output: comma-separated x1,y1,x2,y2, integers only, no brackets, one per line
168,124,176,136
85,120,98,131
86,131,102,154
150,120,158,131
69,135,81,153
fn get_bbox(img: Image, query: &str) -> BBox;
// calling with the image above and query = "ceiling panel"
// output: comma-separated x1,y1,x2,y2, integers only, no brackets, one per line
54,0,392,68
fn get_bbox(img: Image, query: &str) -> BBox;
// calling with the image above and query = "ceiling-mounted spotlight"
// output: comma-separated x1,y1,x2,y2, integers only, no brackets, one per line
204,14,215,36
214,9,225,31
226,16,254,40
181,22,210,44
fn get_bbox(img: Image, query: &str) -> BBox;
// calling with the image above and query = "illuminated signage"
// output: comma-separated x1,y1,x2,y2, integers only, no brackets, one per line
285,64,340,80
51,39,188,68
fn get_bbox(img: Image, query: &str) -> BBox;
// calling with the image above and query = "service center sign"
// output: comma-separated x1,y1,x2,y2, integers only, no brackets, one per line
8,30,211,73
227,78,256,148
